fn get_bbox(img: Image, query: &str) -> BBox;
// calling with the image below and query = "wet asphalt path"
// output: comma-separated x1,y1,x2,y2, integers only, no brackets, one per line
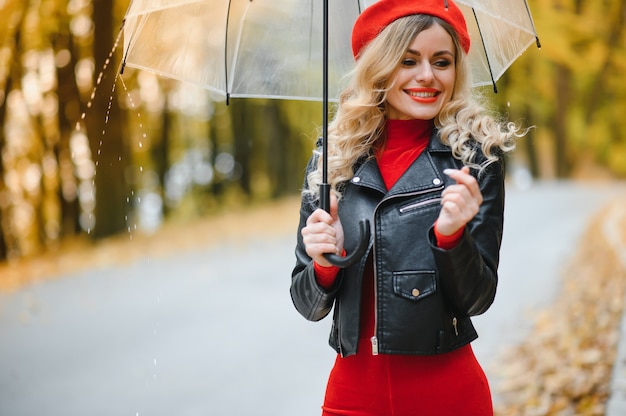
0,181,624,416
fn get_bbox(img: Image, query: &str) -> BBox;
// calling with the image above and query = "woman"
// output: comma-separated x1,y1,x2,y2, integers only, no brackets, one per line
290,0,524,414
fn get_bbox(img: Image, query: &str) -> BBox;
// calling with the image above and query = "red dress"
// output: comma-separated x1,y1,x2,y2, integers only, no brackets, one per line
315,119,493,416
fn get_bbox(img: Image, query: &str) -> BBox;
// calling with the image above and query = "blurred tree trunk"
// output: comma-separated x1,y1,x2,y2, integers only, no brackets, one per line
583,1,624,128
0,77,9,260
553,64,571,178
154,95,171,215
524,108,540,178
86,0,128,238
0,5,26,260
230,100,252,196
53,9,82,237
209,107,225,200
266,102,293,197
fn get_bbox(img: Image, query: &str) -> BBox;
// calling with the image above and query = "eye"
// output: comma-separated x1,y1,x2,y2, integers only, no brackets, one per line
433,59,453,68
401,57,417,67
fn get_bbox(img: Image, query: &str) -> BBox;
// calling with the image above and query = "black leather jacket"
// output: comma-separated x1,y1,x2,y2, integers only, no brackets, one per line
290,130,505,357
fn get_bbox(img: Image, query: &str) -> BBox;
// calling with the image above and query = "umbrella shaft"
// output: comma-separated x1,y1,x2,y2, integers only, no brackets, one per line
321,0,330,212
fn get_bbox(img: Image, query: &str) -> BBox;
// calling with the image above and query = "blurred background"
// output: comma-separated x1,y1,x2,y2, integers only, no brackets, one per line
0,0,623,265
0,1,625,415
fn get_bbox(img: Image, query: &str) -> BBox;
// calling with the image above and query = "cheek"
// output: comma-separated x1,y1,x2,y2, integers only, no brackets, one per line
441,72,456,98
444,70,456,89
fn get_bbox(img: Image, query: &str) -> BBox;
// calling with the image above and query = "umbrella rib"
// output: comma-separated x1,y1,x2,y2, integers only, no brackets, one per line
226,0,253,104
225,0,232,104
119,0,140,76
308,0,314,85
472,8,498,94
522,0,542,48
119,18,130,74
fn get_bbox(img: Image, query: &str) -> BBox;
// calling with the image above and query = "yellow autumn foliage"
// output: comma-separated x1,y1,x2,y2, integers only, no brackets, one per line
495,0,626,178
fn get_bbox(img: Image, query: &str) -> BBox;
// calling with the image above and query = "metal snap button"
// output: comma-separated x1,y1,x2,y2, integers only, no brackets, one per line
412,288,420,297
433,178,442,185
352,176,361,183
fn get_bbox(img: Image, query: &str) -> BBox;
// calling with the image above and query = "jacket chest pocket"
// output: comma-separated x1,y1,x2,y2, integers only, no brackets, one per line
392,271,437,301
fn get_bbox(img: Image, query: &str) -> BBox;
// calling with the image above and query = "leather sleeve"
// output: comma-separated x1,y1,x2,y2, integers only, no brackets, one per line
290,155,343,322
428,159,505,316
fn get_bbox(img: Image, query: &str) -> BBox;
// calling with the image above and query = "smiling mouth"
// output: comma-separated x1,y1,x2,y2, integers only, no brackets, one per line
407,90,438,98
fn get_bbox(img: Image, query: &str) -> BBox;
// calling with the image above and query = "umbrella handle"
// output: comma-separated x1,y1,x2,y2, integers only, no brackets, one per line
323,218,371,268
320,184,370,268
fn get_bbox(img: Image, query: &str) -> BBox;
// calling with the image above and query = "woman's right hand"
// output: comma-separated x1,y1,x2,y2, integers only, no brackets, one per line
301,193,344,268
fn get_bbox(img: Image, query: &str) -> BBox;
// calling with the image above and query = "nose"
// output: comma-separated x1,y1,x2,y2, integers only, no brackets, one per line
415,62,434,84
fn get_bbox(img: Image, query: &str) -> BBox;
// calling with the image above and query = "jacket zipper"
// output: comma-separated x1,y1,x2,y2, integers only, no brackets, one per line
452,317,459,336
371,232,380,355
370,185,444,356
337,299,344,357
399,197,442,214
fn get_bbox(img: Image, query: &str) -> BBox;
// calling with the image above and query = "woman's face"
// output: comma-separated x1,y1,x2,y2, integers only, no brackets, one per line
386,23,456,120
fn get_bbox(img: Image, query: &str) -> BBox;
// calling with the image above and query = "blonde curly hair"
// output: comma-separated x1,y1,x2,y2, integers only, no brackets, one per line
305,14,524,199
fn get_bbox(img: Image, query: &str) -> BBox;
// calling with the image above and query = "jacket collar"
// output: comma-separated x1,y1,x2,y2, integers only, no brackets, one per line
350,129,450,196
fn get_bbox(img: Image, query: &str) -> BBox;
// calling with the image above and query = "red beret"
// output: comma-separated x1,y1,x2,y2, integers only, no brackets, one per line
351,0,471,59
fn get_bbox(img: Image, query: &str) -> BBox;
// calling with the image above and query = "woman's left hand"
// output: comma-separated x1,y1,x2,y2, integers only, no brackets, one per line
435,166,483,236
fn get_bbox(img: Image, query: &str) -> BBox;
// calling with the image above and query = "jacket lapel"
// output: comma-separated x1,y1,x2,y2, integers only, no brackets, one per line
350,130,451,197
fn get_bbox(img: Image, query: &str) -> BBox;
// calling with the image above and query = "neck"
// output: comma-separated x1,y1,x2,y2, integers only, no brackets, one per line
384,118,434,146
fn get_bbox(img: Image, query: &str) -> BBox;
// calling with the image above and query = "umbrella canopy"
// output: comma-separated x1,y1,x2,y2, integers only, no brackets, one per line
120,0,539,267
121,0,540,100
121,0,360,101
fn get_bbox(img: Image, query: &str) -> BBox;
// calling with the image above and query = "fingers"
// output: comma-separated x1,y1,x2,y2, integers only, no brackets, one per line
302,193,344,265
302,214,339,263
442,166,482,205
304,208,337,249
436,166,483,236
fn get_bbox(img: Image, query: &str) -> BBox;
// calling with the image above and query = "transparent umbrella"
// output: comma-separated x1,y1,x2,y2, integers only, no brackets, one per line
121,0,540,99
120,0,540,266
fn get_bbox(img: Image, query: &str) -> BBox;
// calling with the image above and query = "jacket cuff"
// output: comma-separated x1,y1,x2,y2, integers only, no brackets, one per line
433,220,465,250
313,249,345,290
314,262,341,290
